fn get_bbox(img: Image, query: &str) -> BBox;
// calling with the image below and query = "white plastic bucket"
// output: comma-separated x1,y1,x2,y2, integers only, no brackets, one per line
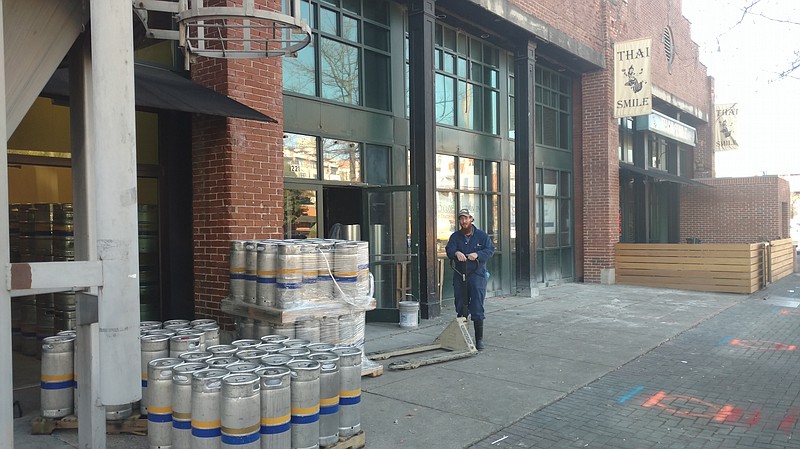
398,301,419,329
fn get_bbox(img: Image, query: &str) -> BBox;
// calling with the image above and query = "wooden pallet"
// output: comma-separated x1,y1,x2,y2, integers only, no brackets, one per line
362,363,383,377
31,414,148,436
324,431,366,449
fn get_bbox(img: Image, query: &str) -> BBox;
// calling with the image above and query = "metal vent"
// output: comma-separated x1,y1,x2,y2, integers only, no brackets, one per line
662,26,674,64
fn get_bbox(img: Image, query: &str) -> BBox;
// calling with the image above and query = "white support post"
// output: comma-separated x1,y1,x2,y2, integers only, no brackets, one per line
0,1,13,446
89,0,141,408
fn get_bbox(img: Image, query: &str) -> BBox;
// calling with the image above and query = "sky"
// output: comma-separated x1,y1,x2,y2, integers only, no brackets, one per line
681,0,799,182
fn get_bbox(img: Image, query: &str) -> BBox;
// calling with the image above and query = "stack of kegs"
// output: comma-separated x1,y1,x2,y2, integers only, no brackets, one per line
141,327,364,449
229,238,371,309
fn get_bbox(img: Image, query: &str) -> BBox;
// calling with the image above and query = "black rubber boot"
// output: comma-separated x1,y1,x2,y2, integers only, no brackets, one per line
474,320,485,350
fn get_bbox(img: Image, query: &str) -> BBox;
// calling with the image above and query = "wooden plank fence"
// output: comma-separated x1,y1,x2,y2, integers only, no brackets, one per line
616,239,796,294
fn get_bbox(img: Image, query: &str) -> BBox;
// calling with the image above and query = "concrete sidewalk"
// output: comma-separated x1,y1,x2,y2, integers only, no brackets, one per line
12,281,754,448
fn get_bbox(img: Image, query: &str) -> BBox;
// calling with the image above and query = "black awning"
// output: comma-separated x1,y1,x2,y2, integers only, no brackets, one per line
620,164,711,187
41,64,276,123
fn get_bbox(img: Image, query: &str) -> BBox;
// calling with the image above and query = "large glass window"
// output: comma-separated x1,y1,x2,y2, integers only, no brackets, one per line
431,23,500,134
535,167,573,283
284,189,318,239
618,117,635,163
322,138,361,182
283,0,391,111
647,135,669,171
535,67,571,151
285,133,387,184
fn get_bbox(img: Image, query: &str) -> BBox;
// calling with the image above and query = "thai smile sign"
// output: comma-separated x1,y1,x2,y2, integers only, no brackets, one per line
613,38,652,118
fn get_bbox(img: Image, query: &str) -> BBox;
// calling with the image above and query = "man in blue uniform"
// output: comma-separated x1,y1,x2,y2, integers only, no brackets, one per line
445,208,495,350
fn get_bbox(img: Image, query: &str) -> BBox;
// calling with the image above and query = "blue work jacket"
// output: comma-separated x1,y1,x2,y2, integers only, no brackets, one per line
445,225,495,279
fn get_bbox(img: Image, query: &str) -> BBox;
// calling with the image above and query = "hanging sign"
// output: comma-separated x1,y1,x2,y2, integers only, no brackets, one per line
714,103,739,151
614,38,653,118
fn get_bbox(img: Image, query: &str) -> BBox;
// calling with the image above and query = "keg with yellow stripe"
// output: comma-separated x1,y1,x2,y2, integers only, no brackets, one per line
140,333,170,415
309,352,340,446
256,366,291,449
171,362,208,449
230,240,248,301
332,347,362,437
40,335,75,418
256,241,278,307
191,368,229,449
221,372,261,448
287,360,321,449
146,357,183,448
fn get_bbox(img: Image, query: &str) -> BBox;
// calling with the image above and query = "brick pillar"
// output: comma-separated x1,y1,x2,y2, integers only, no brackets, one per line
190,21,285,322
581,68,619,284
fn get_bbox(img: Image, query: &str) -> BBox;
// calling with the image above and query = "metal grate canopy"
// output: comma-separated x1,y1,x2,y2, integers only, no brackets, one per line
133,0,312,60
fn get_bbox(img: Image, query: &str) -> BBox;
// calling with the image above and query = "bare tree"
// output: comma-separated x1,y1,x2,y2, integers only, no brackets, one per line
734,0,800,79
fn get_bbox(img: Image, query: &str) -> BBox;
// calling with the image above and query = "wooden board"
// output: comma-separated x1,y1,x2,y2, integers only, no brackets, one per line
31,414,148,436
323,430,366,449
362,364,383,378
221,298,376,324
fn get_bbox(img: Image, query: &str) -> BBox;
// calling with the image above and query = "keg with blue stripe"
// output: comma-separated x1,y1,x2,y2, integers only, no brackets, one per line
191,368,229,449
288,360,321,449
315,242,335,298
257,366,291,449
172,362,208,449
230,240,248,301
146,357,183,448
140,333,170,415
40,335,75,418
309,352,340,446
221,372,261,448
245,241,259,304
256,241,278,307
301,242,320,299
332,347,362,437
276,243,304,309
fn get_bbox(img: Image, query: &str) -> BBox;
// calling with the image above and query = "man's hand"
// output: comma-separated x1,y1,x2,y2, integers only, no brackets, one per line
466,252,478,261
455,251,467,262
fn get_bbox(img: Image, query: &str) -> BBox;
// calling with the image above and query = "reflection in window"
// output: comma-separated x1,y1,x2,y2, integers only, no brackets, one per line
284,189,318,239
535,167,573,283
535,66,571,151
435,73,455,125
282,0,391,111
365,144,390,184
284,134,318,179
459,157,481,191
320,38,360,104
436,190,456,247
435,154,456,190
322,139,361,182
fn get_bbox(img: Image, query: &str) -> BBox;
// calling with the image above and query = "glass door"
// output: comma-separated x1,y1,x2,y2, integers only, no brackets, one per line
362,186,419,323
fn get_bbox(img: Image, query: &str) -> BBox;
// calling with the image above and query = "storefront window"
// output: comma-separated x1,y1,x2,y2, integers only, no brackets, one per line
282,0,391,111
284,189,318,239
535,67,571,151
284,133,319,179
322,138,361,182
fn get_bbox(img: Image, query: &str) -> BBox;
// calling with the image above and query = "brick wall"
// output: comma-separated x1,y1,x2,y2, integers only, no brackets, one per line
190,0,285,323
680,176,791,244
511,0,714,282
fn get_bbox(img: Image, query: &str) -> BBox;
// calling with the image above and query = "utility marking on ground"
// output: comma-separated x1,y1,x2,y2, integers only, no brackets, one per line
616,386,645,404
729,339,797,351
779,408,800,434
718,336,733,345
643,392,730,419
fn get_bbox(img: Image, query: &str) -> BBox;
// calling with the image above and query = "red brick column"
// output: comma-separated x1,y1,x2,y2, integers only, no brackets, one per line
190,23,285,322
580,68,619,283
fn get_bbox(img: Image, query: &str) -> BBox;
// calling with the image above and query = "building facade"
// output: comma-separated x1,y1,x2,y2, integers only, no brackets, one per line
11,0,717,325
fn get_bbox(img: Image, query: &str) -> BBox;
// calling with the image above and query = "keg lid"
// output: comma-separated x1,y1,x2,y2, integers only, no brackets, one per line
189,318,217,327
173,362,208,383
306,343,335,352
255,366,291,379
260,354,294,366
231,338,261,348
42,334,75,345
255,343,285,353
179,351,213,362
140,333,171,343
206,356,239,367
222,372,260,386
279,348,311,358
282,338,310,348
226,361,260,373
207,344,238,355
192,368,229,381
259,334,289,343
287,360,321,372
